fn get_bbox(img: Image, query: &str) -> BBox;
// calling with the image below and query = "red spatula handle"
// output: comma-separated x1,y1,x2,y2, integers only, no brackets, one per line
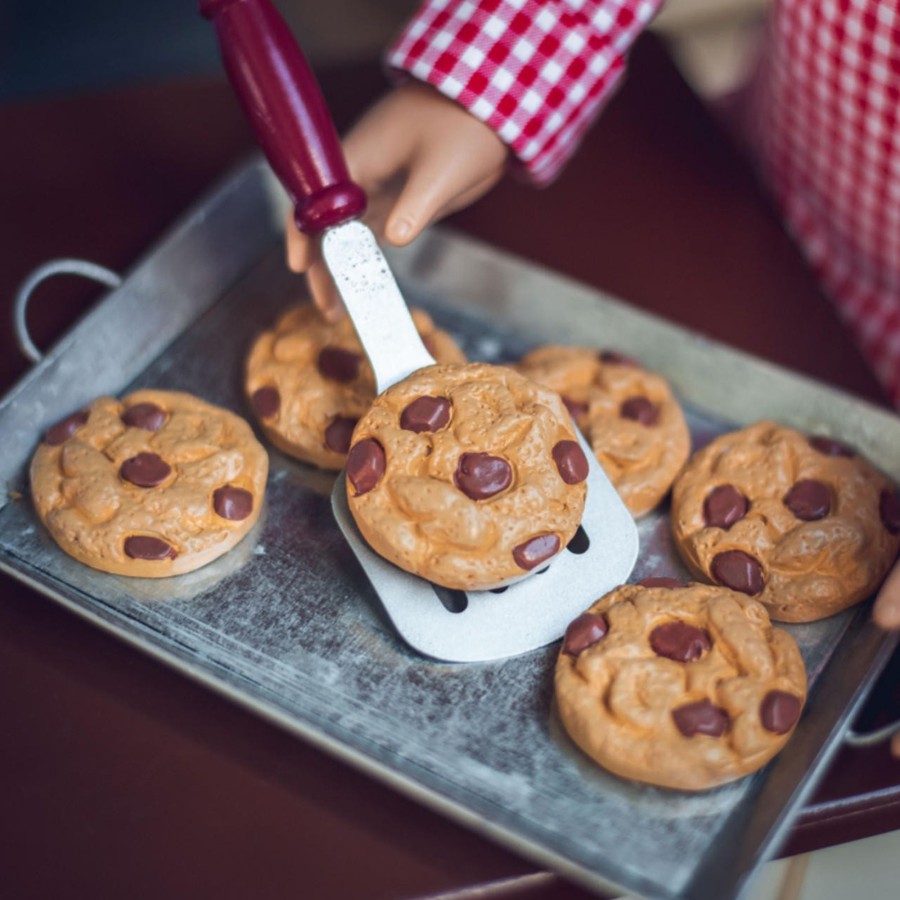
200,0,366,234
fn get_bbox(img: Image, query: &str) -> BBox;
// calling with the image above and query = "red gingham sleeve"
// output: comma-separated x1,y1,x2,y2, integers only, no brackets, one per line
744,0,900,407
386,0,664,185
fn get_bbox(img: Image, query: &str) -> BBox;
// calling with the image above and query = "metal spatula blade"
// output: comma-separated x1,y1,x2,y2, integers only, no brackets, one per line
332,430,637,662
204,0,640,661
322,221,639,660
322,221,436,393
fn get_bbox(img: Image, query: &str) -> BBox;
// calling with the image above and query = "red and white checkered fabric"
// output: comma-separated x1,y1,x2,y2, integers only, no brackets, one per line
745,0,900,407
388,0,900,407
387,0,663,184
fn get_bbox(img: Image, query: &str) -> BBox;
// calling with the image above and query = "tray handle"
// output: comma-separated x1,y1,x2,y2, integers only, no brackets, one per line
844,718,900,748
13,258,122,363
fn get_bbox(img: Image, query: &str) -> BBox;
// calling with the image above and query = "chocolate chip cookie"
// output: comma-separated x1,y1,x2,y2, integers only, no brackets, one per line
671,421,900,622
514,345,690,516
245,304,465,469
345,362,589,590
30,390,269,577
555,581,807,791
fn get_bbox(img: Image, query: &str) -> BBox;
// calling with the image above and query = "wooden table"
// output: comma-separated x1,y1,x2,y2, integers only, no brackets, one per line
1,34,898,899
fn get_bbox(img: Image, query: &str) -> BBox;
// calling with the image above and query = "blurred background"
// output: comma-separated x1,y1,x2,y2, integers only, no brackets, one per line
0,0,413,100
0,0,768,103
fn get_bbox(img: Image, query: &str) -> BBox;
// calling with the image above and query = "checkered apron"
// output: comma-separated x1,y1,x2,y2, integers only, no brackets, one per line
389,0,900,406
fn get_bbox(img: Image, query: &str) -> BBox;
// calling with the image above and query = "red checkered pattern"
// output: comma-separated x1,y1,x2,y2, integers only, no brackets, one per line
389,0,900,407
745,0,900,407
387,0,663,184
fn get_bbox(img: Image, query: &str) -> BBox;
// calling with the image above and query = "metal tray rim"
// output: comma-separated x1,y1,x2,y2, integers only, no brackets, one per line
2,154,898,900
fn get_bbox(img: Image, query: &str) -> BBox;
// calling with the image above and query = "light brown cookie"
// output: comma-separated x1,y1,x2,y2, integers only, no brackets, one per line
555,581,807,791
345,362,589,590
30,390,269,577
245,304,466,469
514,346,690,516
671,421,900,622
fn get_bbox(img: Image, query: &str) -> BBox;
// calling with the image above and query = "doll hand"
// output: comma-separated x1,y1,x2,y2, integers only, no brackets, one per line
873,559,900,630
285,81,508,321
873,559,900,757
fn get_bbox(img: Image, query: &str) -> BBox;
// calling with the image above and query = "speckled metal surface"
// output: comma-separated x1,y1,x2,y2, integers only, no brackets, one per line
1,159,898,900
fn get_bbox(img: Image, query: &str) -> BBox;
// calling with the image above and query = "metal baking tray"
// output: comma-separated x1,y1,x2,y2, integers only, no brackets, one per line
2,157,899,900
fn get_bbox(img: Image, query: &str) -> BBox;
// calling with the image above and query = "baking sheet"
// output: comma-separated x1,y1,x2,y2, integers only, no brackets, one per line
1,157,898,900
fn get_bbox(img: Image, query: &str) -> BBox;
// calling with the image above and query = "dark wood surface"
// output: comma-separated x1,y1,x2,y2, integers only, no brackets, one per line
1,34,898,899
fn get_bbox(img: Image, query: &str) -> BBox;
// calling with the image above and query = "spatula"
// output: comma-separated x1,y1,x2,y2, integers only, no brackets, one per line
202,0,639,661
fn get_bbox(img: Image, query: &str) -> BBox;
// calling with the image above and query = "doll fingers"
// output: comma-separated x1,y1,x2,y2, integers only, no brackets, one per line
306,258,345,323
384,164,503,247
342,100,419,195
873,560,900,630
437,169,506,219
383,157,475,246
285,209,320,273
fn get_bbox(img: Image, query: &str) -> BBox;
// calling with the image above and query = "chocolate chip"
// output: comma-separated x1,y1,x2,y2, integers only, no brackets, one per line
600,350,639,367
124,535,177,561
880,489,900,535
759,690,802,734
703,484,749,529
563,612,608,656
672,699,730,738
213,485,253,521
809,435,855,457
400,396,451,433
784,479,831,520
347,438,385,495
711,550,764,595
650,621,711,662
324,416,358,454
44,409,89,446
120,452,172,488
121,402,166,431
620,396,659,426
552,440,589,485
251,386,280,419
561,395,588,421
454,453,512,500
513,533,560,570
318,346,361,382
638,576,683,588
